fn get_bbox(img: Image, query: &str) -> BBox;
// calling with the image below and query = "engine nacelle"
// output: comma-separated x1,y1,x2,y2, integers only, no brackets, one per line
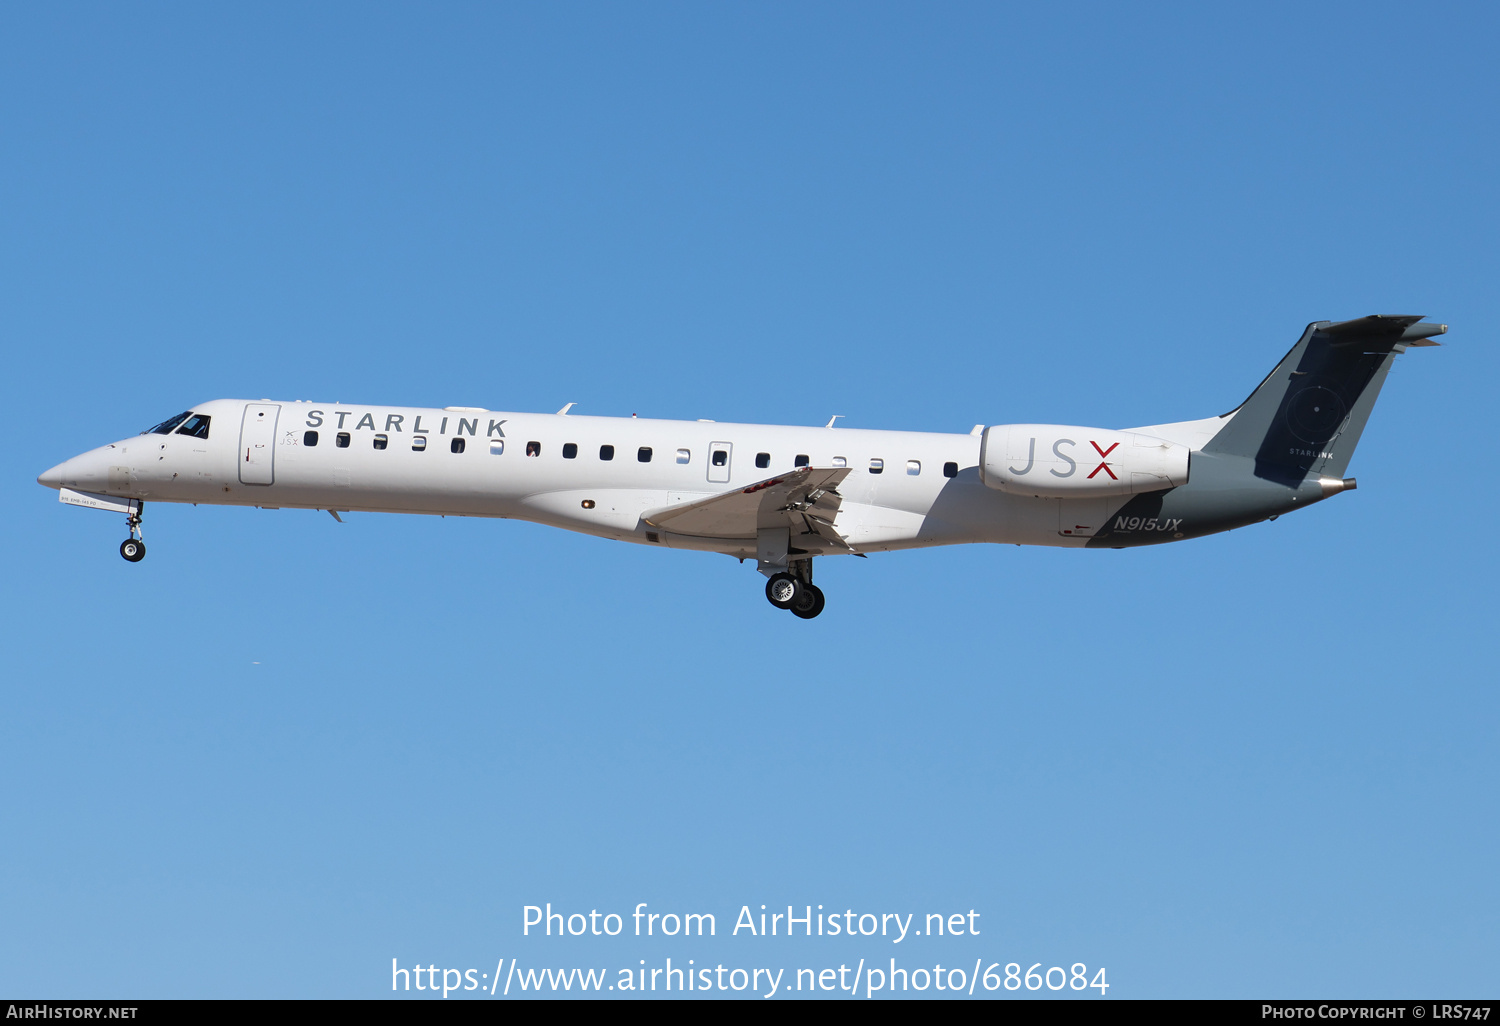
979,424,1189,497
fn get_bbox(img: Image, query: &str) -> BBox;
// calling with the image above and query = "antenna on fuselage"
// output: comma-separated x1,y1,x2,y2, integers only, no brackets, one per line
825,415,843,428
556,403,576,415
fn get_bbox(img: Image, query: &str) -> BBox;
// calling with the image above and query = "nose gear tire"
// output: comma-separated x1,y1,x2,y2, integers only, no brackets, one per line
120,539,146,562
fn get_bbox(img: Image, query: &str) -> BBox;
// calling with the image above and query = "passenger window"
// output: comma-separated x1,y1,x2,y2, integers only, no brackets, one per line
943,461,958,478
303,430,319,447
794,454,809,468
755,452,770,469
676,449,690,464
490,439,505,455
176,414,212,439
336,432,350,448
563,443,578,459
373,434,388,450
711,450,728,467
869,458,884,474
638,446,652,463
906,460,920,475
147,412,192,435
450,437,465,454
600,445,615,461
526,441,541,457
832,456,846,468
413,436,427,451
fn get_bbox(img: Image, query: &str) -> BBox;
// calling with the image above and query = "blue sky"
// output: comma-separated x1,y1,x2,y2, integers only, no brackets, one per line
2,1,1496,999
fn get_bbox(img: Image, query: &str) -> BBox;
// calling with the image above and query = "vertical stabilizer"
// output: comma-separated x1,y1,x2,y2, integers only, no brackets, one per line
1201,315,1443,483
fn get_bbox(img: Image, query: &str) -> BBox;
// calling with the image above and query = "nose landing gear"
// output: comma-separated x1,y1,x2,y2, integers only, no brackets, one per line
120,503,145,562
763,561,825,619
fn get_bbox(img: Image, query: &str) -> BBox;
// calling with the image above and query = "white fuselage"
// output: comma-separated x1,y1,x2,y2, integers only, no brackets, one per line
42,317,1421,589
44,398,1145,557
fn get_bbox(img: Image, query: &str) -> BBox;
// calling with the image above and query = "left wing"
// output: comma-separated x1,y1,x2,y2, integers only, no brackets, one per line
642,467,853,549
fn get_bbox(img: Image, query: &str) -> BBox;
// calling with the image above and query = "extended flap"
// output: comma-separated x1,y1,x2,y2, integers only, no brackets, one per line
643,467,850,539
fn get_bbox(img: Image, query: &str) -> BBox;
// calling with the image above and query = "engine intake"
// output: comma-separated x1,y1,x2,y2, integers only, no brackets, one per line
979,424,1189,498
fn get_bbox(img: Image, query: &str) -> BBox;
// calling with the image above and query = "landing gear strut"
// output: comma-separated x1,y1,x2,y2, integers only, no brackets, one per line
120,502,145,562
763,560,825,618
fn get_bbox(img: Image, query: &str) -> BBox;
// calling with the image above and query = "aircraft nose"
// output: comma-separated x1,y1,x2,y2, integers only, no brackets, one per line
40,446,126,492
38,451,105,491
38,461,67,489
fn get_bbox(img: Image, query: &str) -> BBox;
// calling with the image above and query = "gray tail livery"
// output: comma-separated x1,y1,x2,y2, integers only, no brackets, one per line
1201,314,1445,485
1088,314,1443,548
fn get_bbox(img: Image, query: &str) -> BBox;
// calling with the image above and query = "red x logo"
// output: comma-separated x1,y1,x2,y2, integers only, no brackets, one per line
1087,440,1119,480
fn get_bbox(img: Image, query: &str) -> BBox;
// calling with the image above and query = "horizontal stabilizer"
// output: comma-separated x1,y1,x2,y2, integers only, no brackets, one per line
1319,314,1447,345
643,467,850,541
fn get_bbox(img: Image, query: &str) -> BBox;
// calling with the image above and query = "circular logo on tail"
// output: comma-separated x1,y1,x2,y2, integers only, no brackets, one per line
1286,386,1348,444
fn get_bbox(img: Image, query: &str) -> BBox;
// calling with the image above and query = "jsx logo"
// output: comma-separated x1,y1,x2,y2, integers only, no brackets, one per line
1086,440,1118,480
1009,437,1119,480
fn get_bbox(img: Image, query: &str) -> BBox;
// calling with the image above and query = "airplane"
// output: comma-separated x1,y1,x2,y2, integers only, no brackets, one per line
37,314,1442,619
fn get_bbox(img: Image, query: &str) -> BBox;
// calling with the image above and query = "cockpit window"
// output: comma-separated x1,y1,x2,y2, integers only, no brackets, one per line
176,414,211,439
146,412,192,435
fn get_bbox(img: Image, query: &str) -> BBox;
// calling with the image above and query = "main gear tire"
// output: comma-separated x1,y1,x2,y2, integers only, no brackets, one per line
790,583,825,619
765,572,801,609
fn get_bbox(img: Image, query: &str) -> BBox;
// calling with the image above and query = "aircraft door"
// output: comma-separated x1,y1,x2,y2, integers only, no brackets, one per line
239,403,280,485
707,442,732,484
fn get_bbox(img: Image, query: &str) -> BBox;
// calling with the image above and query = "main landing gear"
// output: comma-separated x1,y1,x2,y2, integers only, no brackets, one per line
120,503,145,562
764,563,825,619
